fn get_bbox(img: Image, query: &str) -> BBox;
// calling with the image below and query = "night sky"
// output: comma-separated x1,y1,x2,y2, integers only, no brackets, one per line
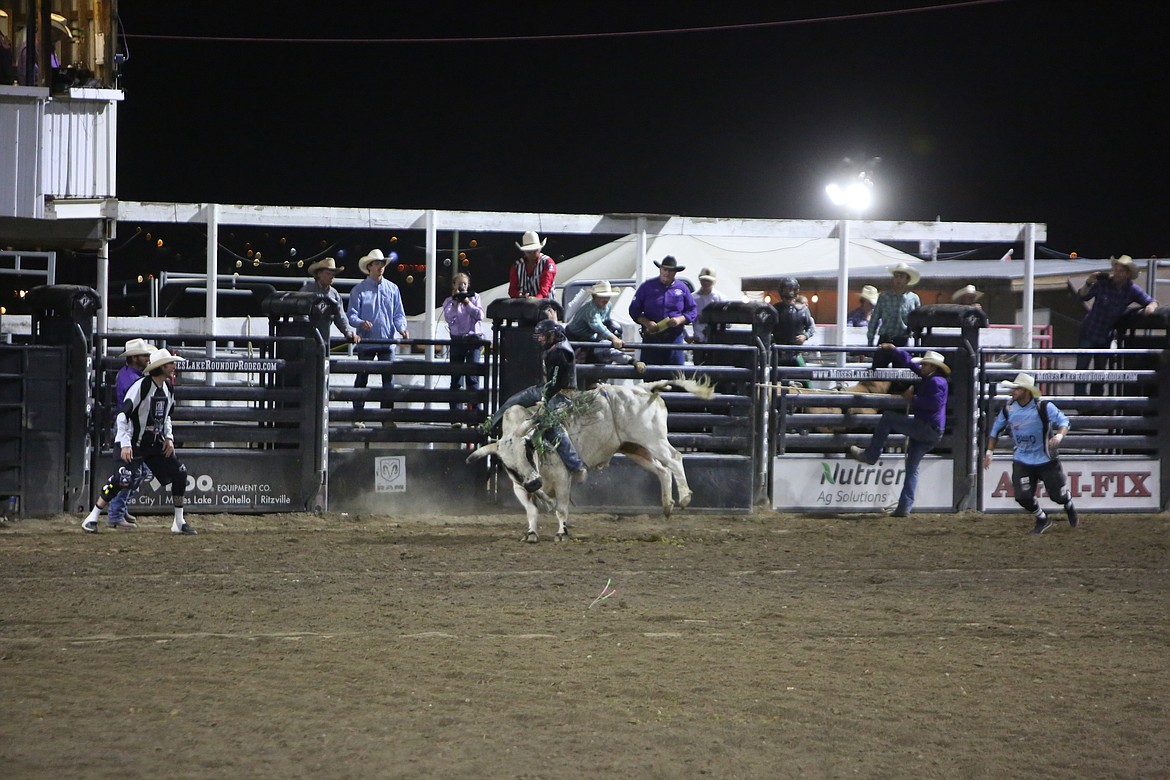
101,1,1168,311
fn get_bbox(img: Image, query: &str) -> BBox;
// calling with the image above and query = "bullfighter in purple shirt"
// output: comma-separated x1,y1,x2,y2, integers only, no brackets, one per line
848,345,950,517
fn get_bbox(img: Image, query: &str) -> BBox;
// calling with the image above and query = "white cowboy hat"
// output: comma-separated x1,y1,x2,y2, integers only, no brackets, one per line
359,249,394,273
119,337,157,358
308,257,344,276
516,231,547,252
1000,372,1041,398
698,267,717,282
913,350,950,375
951,284,984,302
859,285,879,305
654,255,686,272
1110,254,1137,276
589,280,619,298
888,262,921,286
144,348,185,374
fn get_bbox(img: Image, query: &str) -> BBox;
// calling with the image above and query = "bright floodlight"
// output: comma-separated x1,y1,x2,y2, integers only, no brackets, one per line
825,173,874,212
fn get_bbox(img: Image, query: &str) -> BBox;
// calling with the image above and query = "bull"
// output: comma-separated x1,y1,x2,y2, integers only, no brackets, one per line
466,377,714,543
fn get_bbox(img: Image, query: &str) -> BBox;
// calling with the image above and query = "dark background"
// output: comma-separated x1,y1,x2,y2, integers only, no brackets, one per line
54,2,1170,314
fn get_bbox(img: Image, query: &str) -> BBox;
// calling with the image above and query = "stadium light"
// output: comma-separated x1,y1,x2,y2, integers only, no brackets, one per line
825,172,875,213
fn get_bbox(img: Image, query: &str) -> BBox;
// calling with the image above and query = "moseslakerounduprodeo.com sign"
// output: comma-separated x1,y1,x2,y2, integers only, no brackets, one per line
772,456,954,512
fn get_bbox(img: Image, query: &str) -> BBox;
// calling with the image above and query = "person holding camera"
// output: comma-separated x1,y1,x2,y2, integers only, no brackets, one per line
442,273,485,417
1072,255,1157,394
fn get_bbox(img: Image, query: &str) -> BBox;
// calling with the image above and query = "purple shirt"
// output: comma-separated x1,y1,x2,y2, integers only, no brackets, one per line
876,348,949,431
442,293,484,338
1077,279,1154,346
115,364,144,406
629,278,697,337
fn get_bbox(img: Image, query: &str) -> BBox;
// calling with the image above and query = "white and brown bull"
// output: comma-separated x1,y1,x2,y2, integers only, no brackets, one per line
466,378,714,542
784,379,899,432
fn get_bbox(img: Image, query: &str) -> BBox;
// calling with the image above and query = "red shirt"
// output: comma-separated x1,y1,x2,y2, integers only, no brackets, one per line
508,254,556,298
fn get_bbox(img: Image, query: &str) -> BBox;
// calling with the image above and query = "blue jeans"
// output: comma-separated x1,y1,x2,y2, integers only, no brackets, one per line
1074,333,1110,396
107,463,152,522
641,329,686,366
448,338,482,410
353,346,396,411
862,411,942,514
485,388,584,472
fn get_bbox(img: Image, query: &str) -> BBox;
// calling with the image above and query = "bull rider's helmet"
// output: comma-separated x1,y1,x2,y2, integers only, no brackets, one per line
533,318,566,343
778,277,800,299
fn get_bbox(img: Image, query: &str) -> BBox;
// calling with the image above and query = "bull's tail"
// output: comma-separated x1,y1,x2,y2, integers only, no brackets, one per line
643,373,715,400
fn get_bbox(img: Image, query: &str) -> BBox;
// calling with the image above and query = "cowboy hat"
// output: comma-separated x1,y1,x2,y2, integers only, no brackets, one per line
119,337,157,358
308,257,344,276
888,262,921,286
1000,372,1041,398
654,255,686,272
951,284,984,302
859,285,879,305
516,231,547,252
1111,255,1137,276
589,280,619,298
358,249,397,273
144,348,185,374
698,267,717,282
913,350,950,375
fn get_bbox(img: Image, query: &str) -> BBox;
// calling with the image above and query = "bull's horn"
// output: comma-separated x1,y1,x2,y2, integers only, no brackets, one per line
465,442,498,463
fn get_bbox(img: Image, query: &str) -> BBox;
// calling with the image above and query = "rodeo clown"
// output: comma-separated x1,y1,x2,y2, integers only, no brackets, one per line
82,348,197,535
983,372,1078,535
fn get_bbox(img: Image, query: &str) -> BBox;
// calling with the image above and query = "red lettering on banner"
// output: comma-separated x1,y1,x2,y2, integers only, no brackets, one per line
992,472,1014,498
1067,471,1083,496
1118,472,1151,498
1092,473,1115,497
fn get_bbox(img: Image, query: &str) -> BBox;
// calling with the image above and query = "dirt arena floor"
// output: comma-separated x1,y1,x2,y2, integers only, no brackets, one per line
2,507,1168,779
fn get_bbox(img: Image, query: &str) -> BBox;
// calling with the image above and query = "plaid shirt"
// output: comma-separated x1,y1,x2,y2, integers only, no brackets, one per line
867,290,920,345
1078,279,1154,346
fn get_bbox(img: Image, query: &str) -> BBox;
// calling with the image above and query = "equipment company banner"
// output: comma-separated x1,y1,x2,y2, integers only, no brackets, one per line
773,456,954,512
982,456,1160,511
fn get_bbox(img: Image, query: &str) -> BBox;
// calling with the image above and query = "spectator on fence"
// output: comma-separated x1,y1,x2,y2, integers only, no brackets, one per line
82,349,196,535
301,257,359,348
848,345,950,517
1072,255,1158,395
566,280,634,365
442,272,485,419
848,285,879,327
101,338,157,529
983,373,1078,534
771,277,816,370
688,267,726,344
348,249,410,428
867,263,921,347
951,284,984,308
509,231,557,300
630,255,697,366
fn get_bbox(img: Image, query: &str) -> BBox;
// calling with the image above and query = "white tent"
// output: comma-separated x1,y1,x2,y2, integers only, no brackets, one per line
474,234,925,316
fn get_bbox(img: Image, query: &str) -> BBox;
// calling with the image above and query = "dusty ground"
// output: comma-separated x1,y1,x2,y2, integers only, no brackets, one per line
1,508,1167,779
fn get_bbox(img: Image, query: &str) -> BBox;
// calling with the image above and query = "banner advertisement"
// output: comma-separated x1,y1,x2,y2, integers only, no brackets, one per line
982,456,1160,512
773,456,954,512
127,451,302,512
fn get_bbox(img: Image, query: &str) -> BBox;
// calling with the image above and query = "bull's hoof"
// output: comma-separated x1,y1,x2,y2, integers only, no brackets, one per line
521,530,539,544
555,529,570,541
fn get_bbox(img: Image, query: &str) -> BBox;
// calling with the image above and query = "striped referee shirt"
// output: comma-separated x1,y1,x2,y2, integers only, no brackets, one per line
115,376,175,449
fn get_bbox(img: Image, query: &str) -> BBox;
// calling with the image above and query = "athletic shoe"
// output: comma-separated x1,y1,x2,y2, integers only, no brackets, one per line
82,518,99,534
1032,516,1053,535
848,445,874,465
171,523,197,535
108,519,138,530
1066,503,1079,529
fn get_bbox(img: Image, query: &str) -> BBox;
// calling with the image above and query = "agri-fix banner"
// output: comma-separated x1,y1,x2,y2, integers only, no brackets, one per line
982,456,1160,512
773,456,954,512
